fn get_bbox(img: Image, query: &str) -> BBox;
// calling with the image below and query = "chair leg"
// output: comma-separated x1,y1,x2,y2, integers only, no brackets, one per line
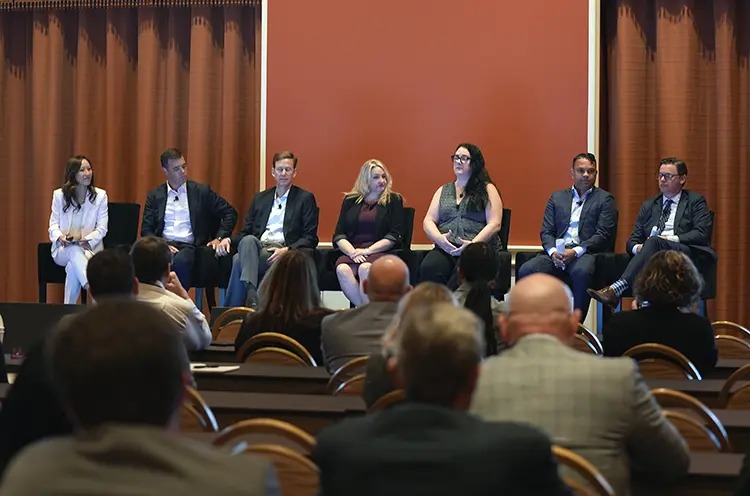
39,283,47,303
195,288,204,312
206,286,216,311
81,289,87,305
219,288,226,307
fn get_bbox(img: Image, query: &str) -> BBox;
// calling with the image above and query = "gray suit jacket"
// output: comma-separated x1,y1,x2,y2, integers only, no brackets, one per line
470,335,689,496
541,187,617,254
321,301,398,373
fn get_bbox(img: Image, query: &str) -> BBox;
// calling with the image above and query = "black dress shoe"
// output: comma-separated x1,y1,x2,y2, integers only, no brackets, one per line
587,287,619,308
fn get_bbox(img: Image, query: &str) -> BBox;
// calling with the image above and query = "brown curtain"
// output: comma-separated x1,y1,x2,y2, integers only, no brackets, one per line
602,0,750,323
0,3,261,303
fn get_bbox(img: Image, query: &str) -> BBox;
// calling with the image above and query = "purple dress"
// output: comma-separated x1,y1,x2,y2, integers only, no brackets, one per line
335,203,386,268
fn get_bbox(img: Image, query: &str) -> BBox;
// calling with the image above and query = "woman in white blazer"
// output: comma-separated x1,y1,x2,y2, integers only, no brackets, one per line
48,156,109,304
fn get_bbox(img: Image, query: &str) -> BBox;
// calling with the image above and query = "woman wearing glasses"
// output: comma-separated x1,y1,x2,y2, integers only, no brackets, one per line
419,143,503,287
333,159,405,306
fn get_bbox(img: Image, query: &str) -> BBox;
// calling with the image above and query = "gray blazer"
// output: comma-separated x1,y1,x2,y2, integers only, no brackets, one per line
321,301,398,373
470,334,689,496
541,187,618,254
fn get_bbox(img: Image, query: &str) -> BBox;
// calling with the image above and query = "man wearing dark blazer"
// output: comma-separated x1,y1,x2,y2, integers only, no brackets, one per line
314,304,569,496
517,153,617,320
217,151,319,307
141,148,238,289
589,157,715,307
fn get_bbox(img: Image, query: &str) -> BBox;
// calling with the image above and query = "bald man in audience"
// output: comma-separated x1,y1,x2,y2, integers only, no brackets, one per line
315,304,569,496
470,274,689,495
1,301,277,496
321,255,412,372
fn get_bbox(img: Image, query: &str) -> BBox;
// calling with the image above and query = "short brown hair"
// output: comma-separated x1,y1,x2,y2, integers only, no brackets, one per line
634,250,703,308
272,151,298,168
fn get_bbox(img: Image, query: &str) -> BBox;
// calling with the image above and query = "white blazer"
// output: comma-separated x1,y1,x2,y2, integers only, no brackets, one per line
48,187,109,257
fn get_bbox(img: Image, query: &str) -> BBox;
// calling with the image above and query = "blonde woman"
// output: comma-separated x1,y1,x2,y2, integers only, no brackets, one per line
333,159,405,306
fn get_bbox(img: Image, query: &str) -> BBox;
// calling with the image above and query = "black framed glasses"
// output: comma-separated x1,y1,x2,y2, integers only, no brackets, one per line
658,172,682,180
451,154,470,164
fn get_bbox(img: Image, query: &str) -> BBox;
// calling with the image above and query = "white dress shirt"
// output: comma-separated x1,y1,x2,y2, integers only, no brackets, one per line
260,188,289,245
547,187,592,258
162,182,194,244
136,282,211,351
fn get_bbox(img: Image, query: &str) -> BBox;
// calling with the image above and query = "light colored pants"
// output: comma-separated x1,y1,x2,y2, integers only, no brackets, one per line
53,245,94,304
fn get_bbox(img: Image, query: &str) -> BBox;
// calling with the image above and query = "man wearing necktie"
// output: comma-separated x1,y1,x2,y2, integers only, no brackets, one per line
588,157,715,308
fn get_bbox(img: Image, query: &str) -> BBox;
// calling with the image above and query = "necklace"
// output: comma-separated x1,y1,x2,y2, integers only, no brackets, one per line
455,182,465,199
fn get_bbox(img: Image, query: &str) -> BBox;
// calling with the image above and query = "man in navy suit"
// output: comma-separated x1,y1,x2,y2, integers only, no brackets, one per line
141,148,237,289
588,157,715,307
217,151,319,307
517,153,617,320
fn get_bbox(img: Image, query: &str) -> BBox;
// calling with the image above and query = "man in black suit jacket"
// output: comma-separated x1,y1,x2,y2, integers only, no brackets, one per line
314,304,569,496
141,148,237,289
589,157,715,307
216,151,319,307
518,153,617,320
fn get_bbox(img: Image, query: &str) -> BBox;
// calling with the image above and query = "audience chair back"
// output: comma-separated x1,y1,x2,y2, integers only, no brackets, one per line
327,356,369,393
651,388,731,452
213,418,316,456
663,410,723,452
572,334,600,356
211,307,254,343
236,332,317,366
367,389,406,413
719,364,750,409
180,386,219,433
712,321,750,340
715,334,750,359
623,343,702,380
242,444,319,496
551,445,614,496
332,373,366,396
577,324,603,355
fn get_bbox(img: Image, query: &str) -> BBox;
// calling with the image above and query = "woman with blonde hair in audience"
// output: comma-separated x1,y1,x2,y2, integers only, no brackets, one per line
333,159,405,306
48,155,109,304
235,249,334,365
362,282,457,407
603,250,717,375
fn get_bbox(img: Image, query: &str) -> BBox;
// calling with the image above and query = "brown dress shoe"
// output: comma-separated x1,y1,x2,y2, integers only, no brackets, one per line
587,287,619,308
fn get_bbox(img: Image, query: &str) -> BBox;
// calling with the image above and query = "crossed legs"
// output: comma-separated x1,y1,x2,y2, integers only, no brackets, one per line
53,245,94,304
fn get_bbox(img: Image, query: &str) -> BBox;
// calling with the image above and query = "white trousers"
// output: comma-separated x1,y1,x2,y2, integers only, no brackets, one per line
53,245,94,304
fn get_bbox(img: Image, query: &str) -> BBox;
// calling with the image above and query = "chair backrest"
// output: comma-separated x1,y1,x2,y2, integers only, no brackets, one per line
715,334,750,359
651,388,731,452
401,207,415,250
236,332,317,366
211,307,254,342
551,445,614,496
663,410,722,452
242,444,319,496
327,356,369,392
712,321,750,340
623,343,702,380
571,334,599,355
103,202,141,248
719,363,750,408
498,208,511,251
576,324,603,355
333,373,366,396
367,389,406,413
180,386,219,433
245,347,311,366
214,418,316,455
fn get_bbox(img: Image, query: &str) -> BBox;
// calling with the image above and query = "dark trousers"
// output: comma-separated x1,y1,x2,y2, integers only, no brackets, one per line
167,241,196,289
517,253,595,321
621,237,691,287
418,248,459,289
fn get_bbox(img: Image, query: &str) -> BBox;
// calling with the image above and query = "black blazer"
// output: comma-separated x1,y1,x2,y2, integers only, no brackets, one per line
141,180,237,246
314,402,569,496
626,189,715,258
602,306,718,376
540,187,618,254
332,193,405,248
231,186,319,249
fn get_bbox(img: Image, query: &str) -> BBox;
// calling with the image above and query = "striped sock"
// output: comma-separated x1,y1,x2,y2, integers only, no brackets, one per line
610,279,629,297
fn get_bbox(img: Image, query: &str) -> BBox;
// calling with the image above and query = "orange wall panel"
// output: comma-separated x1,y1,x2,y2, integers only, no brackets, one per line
267,0,589,245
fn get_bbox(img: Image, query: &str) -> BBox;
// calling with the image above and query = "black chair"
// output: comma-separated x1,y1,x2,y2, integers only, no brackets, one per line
317,207,416,292
194,209,239,311
37,202,141,303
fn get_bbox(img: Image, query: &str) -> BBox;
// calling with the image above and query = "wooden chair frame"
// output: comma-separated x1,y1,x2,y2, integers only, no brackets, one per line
182,386,219,432
214,418,316,455
236,332,317,366
623,343,702,380
712,320,750,340
651,388,731,452
577,323,603,355
243,444,319,496
367,389,406,413
327,356,369,392
719,363,750,408
211,307,254,341
551,445,614,496
332,373,366,396
663,410,723,452
245,347,310,366
715,334,750,359
572,334,599,355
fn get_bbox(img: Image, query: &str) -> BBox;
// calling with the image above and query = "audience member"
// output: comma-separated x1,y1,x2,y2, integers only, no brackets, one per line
315,304,569,496
131,237,211,351
603,250,717,375
141,148,237,289
362,282,456,407
0,249,136,476
235,249,333,364
321,255,411,373
1,301,277,495
471,273,689,495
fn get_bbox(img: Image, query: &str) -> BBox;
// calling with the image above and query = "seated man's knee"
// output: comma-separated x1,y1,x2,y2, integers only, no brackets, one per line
238,235,260,250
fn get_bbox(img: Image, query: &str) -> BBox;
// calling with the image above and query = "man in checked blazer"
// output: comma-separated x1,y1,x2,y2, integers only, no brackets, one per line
517,153,617,320
471,274,689,495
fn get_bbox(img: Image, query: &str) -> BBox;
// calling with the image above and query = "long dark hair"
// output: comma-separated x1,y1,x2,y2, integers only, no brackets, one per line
61,155,97,213
457,242,498,356
456,143,495,211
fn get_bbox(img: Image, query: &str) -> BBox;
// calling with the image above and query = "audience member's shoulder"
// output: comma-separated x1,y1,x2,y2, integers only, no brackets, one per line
3,436,73,486
317,412,376,446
